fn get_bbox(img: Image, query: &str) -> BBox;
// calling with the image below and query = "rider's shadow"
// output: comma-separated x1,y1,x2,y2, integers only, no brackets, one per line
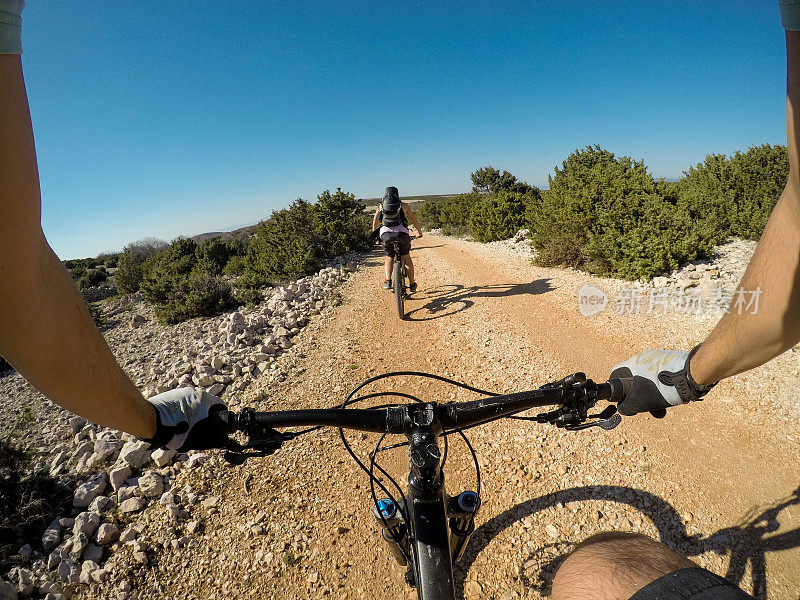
406,281,553,322
454,484,800,599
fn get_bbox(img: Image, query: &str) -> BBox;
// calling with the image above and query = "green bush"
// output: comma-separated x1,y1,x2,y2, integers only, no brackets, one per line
312,188,371,257
77,267,108,289
240,199,325,292
238,189,369,298
115,238,167,294
471,165,540,196
469,191,531,242
140,238,240,324
678,144,787,244
531,146,708,279
417,192,482,235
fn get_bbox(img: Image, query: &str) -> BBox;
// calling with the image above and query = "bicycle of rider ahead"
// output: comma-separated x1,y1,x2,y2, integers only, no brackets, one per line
389,236,417,320
208,370,629,600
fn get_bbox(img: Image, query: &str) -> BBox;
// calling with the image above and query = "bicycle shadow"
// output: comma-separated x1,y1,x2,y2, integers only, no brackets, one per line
406,281,553,322
453,484,800,599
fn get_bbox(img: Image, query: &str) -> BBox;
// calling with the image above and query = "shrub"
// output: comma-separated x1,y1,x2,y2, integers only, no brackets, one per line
469,191,530,242
77,267,108,289
677,144,788,243
417,193,482,236
312,188,371,257
115,238,167,294
241,199,325,289
471,166,540,196
195,238,232,274
531,146,708,279
140,238,240,324
239,190,369,295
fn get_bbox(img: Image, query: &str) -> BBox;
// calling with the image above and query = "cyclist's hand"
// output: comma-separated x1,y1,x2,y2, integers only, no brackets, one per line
610,347,715,417
143,387,228,451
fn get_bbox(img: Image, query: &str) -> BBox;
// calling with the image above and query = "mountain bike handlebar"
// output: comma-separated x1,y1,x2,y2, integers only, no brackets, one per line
211,375,631,437
205,372,631,600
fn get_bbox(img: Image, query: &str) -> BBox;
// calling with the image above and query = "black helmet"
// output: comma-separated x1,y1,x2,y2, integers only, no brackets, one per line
382,186,401,218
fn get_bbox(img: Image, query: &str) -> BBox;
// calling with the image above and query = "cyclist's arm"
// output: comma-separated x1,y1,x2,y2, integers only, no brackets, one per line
0,55,156,438
691,30,800,385
402,203,423,236
372,207,381,230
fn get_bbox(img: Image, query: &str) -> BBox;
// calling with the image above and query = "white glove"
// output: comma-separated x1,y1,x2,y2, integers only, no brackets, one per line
610,347,716,416
144,387,226,450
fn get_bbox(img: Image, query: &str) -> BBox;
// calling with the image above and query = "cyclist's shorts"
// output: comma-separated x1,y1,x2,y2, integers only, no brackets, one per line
381,231,412,257
629,568,755,600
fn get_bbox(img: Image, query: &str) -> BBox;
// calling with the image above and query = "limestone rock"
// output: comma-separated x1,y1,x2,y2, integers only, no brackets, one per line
73,473,107,508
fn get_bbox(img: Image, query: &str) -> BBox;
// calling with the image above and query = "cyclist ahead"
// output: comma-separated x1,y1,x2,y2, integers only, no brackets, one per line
371,186,423,292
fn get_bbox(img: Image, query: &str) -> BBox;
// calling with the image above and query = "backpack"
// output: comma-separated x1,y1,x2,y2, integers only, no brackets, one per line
381,186,408,228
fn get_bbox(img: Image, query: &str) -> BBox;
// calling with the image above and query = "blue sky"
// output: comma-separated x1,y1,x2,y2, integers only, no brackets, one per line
20,1,786,259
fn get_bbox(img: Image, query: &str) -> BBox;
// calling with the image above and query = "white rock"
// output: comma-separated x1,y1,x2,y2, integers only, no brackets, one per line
95,522,118,545
187,453,209,468
652,276,669,287
109,465,132,492
119,497,146,513
118,527,139,544
92,437,124,462
73,511,101,537
119,440,151,468
72,440,94,462
57,560,80,584
82,543,102,563
73,473,107,508
67,533,88,561
151,447,176,467
197,374,215,387
88,495,111,512
16,568,33,595
79,560,99,585
90,568,108,583
138,471,164,498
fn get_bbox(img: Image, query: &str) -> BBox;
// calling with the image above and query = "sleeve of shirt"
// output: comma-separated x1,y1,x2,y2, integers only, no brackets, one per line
0,0,24,54
780,0,800,31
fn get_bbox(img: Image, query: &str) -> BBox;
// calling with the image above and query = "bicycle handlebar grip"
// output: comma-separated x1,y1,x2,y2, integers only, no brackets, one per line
607,377,632,402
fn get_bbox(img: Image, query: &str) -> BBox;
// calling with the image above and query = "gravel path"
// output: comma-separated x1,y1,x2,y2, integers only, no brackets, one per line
3,234,799,599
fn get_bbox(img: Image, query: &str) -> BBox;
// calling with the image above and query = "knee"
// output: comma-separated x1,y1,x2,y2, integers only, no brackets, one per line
551,532,695,600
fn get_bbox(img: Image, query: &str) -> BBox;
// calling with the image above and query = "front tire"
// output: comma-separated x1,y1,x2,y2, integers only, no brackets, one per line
394,259,405,320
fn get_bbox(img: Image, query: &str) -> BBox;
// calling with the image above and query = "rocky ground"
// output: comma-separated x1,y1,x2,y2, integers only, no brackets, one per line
1,234,799,600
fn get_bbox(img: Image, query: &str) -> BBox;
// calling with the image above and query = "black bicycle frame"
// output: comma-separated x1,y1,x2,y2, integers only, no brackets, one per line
404,403,455,599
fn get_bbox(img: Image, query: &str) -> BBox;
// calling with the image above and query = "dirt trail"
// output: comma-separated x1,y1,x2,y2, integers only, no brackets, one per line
153,234,800,600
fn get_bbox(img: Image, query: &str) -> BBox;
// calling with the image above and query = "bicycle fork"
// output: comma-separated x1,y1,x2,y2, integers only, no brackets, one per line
372,490,481,571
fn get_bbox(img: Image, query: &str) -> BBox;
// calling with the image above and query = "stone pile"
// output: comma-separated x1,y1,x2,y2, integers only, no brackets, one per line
649,238,756,291
0,262,357,599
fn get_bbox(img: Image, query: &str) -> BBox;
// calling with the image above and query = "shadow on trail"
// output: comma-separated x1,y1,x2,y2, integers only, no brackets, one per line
452,484,800,599
406,280,553,322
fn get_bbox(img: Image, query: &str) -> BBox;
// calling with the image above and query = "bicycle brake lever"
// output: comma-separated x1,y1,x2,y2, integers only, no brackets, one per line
221,418,289,466
564,407,622,431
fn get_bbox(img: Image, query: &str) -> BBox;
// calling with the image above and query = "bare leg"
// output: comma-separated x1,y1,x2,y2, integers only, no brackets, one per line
384,256,393,281
402,255,415,285
551,532,696,600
